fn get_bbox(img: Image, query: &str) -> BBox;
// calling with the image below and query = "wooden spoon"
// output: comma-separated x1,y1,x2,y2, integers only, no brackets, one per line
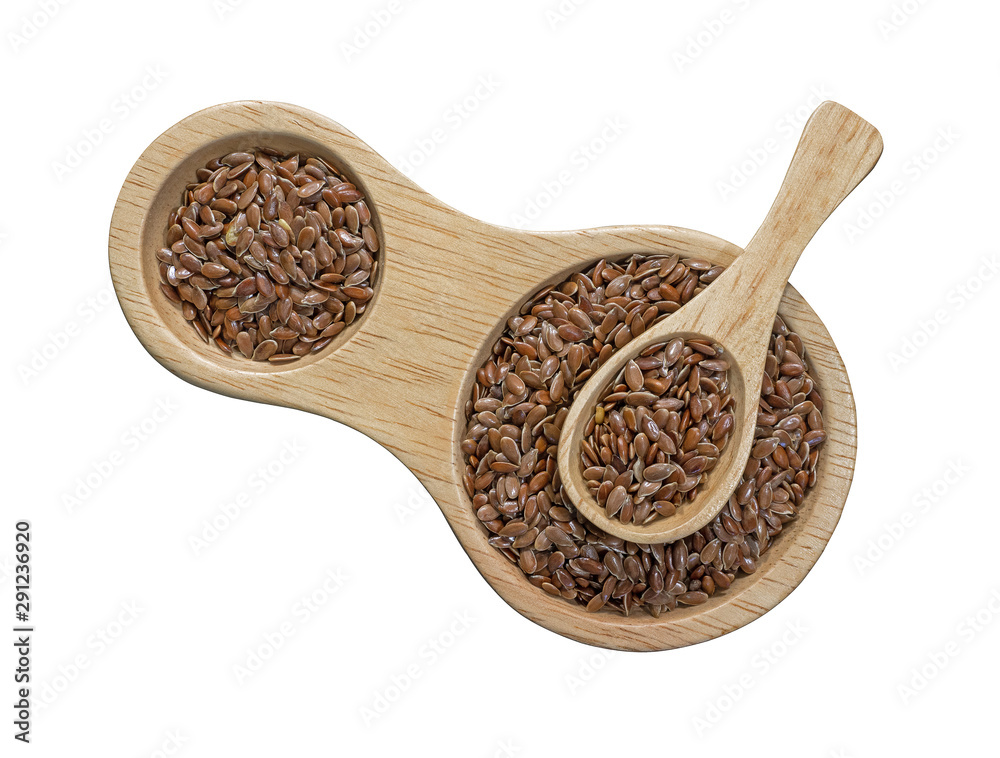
558,101,882,544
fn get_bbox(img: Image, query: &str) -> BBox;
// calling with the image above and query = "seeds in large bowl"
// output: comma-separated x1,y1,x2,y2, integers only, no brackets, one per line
583,338,733,525
460,253,826,616
156,149,379,363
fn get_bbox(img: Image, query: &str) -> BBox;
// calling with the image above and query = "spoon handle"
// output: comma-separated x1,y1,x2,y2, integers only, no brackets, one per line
731,101,883,320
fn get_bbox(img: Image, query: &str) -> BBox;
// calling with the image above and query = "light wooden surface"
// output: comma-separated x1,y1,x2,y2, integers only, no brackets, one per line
559,102,882,544
108,101,859,651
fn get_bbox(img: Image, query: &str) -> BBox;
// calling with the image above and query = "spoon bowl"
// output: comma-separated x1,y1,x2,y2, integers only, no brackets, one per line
558,327,756,544
110,100,865,650
559,102,882,544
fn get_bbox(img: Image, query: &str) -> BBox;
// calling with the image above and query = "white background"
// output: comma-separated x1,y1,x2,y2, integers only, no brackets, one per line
3,0,997,755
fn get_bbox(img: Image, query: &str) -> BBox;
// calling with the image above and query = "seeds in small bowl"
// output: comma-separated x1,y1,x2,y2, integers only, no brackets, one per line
582,338,733,525
156,148,379,363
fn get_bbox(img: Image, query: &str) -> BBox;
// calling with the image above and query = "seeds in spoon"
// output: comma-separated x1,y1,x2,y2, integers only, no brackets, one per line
583,338,733,525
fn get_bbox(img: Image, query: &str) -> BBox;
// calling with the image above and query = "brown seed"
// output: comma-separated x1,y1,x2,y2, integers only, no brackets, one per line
606,486,629,518
255,273,276,299
752,438,780,459
683,456,710,476
345,204,360,234
251,339,278,361
332,183,362,203
234,277,257,298
193,183,215,205
343,286,370,300
505,373,526,396
271,222,290,248
234,228,254,255
223,151,254,166
605,274,631,297
643,463,674,482
236,331,254,359
237,181,259,210
677,591,708,606
664,338,684,365
297,180,325,198
201,262,228,278
803,430,827,446
624,360,643,392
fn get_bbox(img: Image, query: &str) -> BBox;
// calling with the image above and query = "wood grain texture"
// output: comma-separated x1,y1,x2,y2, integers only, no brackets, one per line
559,102,880,545
108,101,857,651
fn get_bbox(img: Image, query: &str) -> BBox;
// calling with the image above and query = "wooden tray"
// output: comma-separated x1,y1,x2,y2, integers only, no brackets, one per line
109,101,856,651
